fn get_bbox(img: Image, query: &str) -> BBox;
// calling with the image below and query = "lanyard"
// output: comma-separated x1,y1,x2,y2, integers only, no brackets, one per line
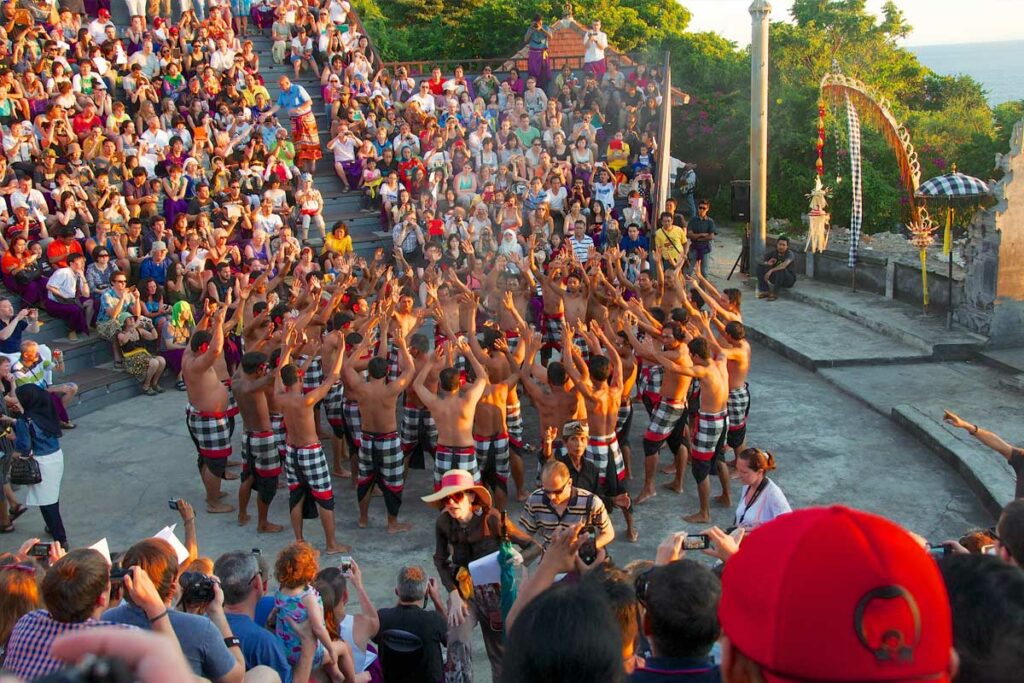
735,477,769,528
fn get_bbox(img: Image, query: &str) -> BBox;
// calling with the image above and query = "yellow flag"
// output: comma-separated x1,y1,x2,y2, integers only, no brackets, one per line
942,207,953,256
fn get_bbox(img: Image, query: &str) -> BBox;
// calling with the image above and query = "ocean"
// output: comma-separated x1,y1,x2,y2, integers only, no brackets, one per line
911,40,1024,106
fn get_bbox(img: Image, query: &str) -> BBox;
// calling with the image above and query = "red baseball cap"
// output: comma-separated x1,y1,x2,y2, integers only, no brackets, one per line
718,506,952,683
98,7,110,17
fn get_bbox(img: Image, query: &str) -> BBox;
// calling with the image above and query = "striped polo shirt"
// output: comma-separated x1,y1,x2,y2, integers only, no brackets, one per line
519,487,611,549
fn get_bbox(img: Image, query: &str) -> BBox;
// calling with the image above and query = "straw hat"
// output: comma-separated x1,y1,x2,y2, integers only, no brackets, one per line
421,469,492,509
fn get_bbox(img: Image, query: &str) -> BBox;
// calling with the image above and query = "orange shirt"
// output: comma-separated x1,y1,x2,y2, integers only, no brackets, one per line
46,239,83,269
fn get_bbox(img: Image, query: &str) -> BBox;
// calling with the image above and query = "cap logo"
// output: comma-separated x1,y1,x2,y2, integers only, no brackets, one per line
853,585,921,664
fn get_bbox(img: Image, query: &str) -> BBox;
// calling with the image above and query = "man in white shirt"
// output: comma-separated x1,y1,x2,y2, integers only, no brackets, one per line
11,177,48,223
210,38,237,72
408,82,436,116
569,221,594,264
392,122,421,157
139,117,170,175
3,122,39,173
583,19,609,81
45,253,94,340
129,39,162,80
88,8,114,44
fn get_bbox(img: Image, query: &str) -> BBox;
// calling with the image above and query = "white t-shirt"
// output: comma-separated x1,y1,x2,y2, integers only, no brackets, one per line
328,136,358,162
734,479,791,530
48,267,81,300
584,30,608,63
408,92,436,115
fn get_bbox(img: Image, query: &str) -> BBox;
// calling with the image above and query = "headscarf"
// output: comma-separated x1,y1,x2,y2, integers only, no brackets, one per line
15,384,61,438
497,229,521,257
170,301,194,330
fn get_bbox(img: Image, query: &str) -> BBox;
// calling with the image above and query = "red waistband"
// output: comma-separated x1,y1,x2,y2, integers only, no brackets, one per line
588,434,617,445
504,330,520,339
474,432,509,442
286,441,322,450
189,406,230,419
363,431,398,440
437,444,475,454
247,429,275,438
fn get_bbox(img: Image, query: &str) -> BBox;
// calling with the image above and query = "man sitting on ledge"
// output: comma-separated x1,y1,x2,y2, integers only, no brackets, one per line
756,235,795,300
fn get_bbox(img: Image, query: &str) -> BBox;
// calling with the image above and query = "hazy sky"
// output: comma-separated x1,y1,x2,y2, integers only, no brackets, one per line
683,0,1024,47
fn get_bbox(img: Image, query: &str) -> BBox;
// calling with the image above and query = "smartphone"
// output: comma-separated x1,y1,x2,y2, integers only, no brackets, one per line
29,542,52,558
110,567,131,582
251,548,262,556
339,556,353,573
168,498,180,511
683,534,711,551
928,543,951,558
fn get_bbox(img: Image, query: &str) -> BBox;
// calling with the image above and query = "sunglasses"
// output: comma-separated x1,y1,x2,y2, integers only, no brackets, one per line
542,479,569,497
634,567,654,607
445,491,467,505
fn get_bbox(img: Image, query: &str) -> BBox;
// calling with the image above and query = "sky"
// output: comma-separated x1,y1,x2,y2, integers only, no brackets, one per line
683,0,1024,47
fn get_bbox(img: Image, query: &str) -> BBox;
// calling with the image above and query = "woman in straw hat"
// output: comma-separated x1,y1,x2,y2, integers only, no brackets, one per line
422,469,538,682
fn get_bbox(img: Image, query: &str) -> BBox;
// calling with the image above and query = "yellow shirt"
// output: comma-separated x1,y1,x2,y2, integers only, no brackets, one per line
323,233,352,255
242,85,271,107
654,224,688,265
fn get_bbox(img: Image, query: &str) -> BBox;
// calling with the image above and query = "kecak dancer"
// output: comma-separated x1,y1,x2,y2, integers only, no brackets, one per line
233,351,285,533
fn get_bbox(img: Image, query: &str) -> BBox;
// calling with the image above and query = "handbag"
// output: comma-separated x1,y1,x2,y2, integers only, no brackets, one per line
10,453,41,486
13,261,41,286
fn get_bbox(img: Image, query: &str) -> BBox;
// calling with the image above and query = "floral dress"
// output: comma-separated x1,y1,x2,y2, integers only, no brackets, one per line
274,586,325,667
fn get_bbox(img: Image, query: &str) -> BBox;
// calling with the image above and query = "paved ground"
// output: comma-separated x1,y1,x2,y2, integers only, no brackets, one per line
0,226,998,680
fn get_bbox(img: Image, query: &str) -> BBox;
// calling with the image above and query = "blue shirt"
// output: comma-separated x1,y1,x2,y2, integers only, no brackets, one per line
103,604,237,681
276,85,311,111
225,612,292,683
14,417,60,456
629,656,721,683
0,318,27,353
139,256,171,285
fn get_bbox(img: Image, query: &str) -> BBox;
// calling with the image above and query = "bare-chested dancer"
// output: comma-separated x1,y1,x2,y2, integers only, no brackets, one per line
182,304,235,513
343,320,416,534
468,332,520,511
626,315,692,504
412,339,488,490
539,257,589,364
653,330,731,523
563,320,638,542
276,331,350,553
233,351,284,533
517,330,586,463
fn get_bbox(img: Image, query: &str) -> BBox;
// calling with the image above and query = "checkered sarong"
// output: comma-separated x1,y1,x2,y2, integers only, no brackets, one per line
474,432,510,485
638,363,663,403
186,405,233,458
243,430,281,478
434,444,480,490
504,330,520,354
386,342,400,382
400,404,437,455
358,431,404,493
298,355,324,393
846,93,863,268
616,401,633,434
324,382,346,429
222,380,240,418
541,311,563,349
686,378,701,415
284,442,333,500
506,399,523,448
271,413,286,459
587,433,626,486
643,398,687,442
692,409,727,461
343,398,362,448
727,383,750,432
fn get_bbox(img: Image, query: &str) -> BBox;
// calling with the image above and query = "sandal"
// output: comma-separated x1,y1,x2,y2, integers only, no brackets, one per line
154,385,166,393
145,387,158,396
176,380,187,391
9,504,27,520
114,360,125,369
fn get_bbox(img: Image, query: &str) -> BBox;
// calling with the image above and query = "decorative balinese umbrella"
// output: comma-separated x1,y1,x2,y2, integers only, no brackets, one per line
915,165,991,328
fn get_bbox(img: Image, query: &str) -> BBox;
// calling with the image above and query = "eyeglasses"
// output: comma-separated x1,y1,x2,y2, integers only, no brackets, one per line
634,567,654,607
112,278,127,283
444,491,467,505
542,478,569,497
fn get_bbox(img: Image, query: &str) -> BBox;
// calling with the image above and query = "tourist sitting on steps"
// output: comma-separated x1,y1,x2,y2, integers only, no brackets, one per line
755,235,796,300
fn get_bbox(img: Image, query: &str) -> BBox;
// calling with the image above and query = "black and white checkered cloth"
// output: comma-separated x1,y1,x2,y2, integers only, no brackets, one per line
586,434,626,486
324,382,346,429
917,173,990,198
284,442,334,501
727,384,751,431
243,430,281,478
400,404,437,454
342,398,362,448
434,444,480,490
845,93,863,268
186,405,233,458
692,410,727,460
475,432,511,484
297,355,324,393
643,398,688,441
358,431,404,492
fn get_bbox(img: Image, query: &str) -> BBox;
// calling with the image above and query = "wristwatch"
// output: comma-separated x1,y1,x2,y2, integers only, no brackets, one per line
224,637,241,649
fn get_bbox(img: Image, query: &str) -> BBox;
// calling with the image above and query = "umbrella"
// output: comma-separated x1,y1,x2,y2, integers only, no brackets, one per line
498,511,518,626
915,166,991,328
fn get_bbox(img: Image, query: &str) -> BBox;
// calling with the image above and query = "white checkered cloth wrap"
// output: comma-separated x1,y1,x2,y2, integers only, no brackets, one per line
400,404,437,453
846,93,863,268
358,431,404,492
342,398,362,447
474,432,511,484
186,405,233,458
297,355,324,393
586,433,626,486
242,430,281,477
284,442,334,499
324,382,346,428
692,409,728,461
643,398,687,441
727,383,750,431
434,444,480,490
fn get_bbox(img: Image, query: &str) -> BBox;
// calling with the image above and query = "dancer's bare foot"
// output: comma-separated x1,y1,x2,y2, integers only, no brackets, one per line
237,512,250,526
516,490,529,503
713,494,732,507
683,511,711,524
218,491,230,499
257,522,284,533
387,521,413,534
662,482,684,494
635,488,657,505
660,464,677,475
325,543,352,555
207,500,234,513
357,515,368,528
627,528,639,543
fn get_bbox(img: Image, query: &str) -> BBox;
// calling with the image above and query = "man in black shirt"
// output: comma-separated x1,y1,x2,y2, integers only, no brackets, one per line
755,236,795,300
540,420,600,496
687,200,717,272
374,565,448,683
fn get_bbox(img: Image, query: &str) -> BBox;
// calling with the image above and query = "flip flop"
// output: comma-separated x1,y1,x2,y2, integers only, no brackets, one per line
10,504,27,520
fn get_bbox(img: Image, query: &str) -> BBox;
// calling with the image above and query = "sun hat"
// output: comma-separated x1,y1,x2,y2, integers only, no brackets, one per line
718,506,953,683
421,469,492,509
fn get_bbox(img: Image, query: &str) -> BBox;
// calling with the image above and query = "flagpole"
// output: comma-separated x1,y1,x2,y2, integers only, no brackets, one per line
946,206,954,330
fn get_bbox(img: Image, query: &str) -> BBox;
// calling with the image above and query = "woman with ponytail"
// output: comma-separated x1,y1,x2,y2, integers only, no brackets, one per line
733,448,791,530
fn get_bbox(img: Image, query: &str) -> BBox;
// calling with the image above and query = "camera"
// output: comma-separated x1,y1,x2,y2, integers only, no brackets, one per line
577,525,599,566
29,542,52,558
683,534,711,550
928,543,952,558
180,572,216,603
340,556,353,573
32,653,134,683
167,498,180,510
110,567,131,582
